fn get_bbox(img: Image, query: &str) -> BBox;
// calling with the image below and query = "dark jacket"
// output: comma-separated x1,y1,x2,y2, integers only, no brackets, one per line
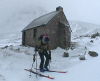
35,40,51,53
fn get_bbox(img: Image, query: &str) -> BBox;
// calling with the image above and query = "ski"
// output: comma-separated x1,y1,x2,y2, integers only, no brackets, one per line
35,68,67,73
25,69,54,79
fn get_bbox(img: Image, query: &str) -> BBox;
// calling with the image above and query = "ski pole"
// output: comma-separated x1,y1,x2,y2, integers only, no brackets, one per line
30,54,35,76
84,46,87,55
35,52,37,78
49,60,50,70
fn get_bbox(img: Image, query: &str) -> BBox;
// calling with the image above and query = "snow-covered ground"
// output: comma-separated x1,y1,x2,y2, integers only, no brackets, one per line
0,34,100,81
0,20,100,81
0,0,100,81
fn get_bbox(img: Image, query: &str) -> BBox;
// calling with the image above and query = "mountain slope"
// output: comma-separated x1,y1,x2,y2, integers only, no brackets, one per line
69,21,100,38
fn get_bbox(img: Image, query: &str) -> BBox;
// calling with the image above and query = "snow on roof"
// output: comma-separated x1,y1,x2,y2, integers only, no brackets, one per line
59,21,72,32
22,11,60,31
59,21,70,27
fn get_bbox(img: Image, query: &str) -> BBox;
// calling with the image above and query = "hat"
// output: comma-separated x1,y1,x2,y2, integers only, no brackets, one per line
43,33,46,36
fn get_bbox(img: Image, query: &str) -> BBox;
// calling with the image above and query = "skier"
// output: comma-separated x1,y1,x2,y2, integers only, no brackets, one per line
35,34,51,72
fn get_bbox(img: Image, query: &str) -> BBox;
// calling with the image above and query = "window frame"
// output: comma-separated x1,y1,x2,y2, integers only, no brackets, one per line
33,28,37,38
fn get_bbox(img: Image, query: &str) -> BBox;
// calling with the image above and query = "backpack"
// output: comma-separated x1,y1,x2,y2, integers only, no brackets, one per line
38,35,44,41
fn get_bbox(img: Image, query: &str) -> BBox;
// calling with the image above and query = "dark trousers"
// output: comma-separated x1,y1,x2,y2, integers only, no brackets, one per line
39,51,49,69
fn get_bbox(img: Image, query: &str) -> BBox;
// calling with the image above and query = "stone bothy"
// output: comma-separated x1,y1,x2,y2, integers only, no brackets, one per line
22,6,71,49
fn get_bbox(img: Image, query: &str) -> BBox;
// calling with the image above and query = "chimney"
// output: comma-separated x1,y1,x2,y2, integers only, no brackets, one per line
56,6,63,11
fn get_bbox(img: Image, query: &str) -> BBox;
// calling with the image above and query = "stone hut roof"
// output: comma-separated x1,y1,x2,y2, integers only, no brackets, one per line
22,11,60,31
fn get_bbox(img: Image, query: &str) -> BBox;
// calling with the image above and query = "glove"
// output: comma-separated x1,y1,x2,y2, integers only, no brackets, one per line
33,54,36,62
35,45,38,52
34,50,37,53
48,53,51,60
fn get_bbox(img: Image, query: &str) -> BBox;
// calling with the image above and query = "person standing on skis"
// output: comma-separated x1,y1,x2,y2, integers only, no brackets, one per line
35,34,51,72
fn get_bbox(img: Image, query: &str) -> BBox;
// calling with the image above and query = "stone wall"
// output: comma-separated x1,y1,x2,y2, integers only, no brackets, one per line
22,11,71,49
23,25,46,47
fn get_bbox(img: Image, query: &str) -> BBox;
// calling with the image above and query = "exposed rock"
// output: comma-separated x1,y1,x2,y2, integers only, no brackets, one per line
1,45,8,49
88,51,98,57
90,40,93,43
91,32,100,38
63,52,69,57
79,55,85,60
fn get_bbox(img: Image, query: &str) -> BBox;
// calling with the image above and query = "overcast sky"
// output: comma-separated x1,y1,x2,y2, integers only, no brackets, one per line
37,0,100,25
0,0,100,25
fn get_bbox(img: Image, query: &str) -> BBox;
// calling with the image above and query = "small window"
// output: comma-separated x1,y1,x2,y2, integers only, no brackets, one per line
33,28,37,38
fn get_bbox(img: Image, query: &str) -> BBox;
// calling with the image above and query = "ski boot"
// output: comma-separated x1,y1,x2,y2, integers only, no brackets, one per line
40,68,45,72
44,66,49,71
